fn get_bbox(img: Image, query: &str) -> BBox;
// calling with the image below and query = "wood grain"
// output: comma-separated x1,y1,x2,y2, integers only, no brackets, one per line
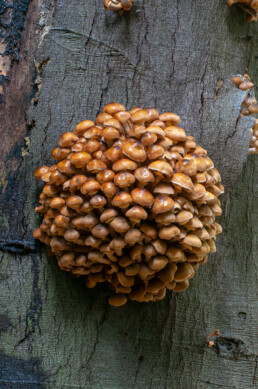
0,0,257,388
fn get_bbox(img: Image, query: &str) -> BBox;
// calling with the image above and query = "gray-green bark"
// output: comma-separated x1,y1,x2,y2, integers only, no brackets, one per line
0,0,257,388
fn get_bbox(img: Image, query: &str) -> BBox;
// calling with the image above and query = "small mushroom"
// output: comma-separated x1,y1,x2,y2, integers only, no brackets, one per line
114,172,135,188
147,144,165,160
112,191,133,208
113,158,138,171
158,262,177,283
149,160,173,177
100,209,118,223
126,206,148,222
174,263,194,282
182,233,202,248
80,180,101,195
152,195,174,214
108,294,127,307
159,112,181,124
111,217,130,233
131,188,154,207
59,132,78,147
149,256,168,270
164,126,186,141
159,225,180,240
96,169,115,184
123,140,147,162
171,173,194,192
135,167,155,184
173,279,189,292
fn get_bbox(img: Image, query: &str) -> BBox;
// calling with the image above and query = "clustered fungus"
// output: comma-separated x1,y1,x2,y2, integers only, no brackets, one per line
231,75,258,154
104,0,133,13
249,119,258,154
206,329,221,348
227,0,258,21
34,103,223,306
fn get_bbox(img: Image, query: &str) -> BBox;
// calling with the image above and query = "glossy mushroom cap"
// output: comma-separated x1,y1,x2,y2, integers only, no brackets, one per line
104,0,133,14
34,103,223,306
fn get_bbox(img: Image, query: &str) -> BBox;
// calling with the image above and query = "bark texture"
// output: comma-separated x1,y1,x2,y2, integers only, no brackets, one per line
0,0,257,388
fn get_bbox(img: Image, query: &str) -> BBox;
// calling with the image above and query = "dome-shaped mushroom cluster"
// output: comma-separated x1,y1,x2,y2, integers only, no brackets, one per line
34,103,223,306
104,0,132,13
227,0,258,21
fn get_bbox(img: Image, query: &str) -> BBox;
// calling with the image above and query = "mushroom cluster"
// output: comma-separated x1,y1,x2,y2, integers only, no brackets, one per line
227,0,258,21
231,75,258,154
104,0,133,13
249,119,258,154
34,103,223,306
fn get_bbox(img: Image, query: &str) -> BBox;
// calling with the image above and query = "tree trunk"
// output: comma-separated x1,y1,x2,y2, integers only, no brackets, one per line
0,1,257,388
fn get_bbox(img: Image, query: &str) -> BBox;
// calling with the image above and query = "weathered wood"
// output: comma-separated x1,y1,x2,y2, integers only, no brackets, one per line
0,0,257,388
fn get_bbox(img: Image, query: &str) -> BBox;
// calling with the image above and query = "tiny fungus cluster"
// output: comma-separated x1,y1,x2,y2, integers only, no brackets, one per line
34,103,223,306
104,0,133,13
249,119,258,154
227,0,258,21
231,75,258,154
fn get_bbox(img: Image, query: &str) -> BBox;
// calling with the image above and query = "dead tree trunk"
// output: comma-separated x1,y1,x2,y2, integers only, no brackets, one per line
0,0,257,388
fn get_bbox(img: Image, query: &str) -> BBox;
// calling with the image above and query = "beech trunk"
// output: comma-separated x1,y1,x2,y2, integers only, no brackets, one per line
0,0,257,388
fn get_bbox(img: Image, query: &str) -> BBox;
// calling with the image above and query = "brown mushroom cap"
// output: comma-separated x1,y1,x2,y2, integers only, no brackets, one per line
34,104,223,306
123,140,147,162
112,191,133,208
164,126,186,141
111,217,130,233
153,184,174,195
149,160,173,177
135,167,155,183
131,188,154,207
152,196,174,214
113,158,138,171
159,225,180,240
159,112,181,124
126,206,148,221
171,172,194,192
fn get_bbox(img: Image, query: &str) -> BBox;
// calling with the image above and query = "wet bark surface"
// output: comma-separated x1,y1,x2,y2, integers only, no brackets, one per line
0,0,257,388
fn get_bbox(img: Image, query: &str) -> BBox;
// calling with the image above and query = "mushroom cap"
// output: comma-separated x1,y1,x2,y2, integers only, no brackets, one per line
131,188,154,207
182,233,202,248
134,167,155,183
123,140,147,162
103,103,126,114
164,126,186,141
152,195,174,214
174,263,194,282
113,158,138,171
146,125,165,137
176,210,193,224
171,172,194,192
159,112,181,124
153,183,174,195
126,206,148,221
74,120,95,135
111,217,130,233
159,225,180,240
114,172,135,188
112,191,133,208
131,110,149,123
155,211,176,225
149,160,173,177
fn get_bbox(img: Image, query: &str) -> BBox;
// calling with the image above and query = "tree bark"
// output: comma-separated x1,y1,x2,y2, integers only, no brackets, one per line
0,0,257,388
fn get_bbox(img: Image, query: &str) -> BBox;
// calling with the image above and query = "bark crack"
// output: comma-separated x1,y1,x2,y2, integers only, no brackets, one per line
224,115,241,146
